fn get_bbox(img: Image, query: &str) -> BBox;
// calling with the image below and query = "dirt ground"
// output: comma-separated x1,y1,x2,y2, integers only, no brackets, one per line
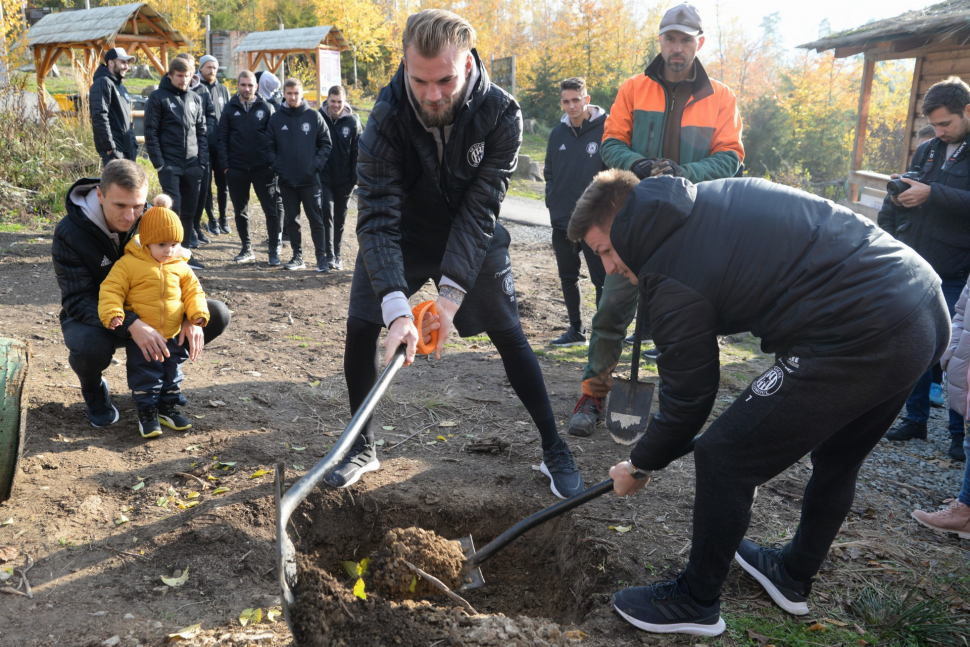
1,197,969,647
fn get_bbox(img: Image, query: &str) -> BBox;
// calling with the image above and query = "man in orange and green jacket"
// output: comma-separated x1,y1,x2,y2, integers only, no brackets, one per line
568,2,744,440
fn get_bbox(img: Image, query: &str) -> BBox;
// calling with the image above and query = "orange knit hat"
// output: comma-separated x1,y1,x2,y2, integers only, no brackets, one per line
139,194,183,246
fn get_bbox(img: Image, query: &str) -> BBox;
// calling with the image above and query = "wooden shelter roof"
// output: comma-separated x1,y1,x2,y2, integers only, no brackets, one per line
26,2,190,48
800,0,970,53
233,26,349,53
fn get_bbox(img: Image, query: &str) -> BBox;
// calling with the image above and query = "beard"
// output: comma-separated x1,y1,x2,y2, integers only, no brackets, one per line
415,74,470,128
663,54,693,74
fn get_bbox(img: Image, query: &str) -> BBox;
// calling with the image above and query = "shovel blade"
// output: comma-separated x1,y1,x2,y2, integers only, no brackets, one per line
457,535,485,590
606,380,655,445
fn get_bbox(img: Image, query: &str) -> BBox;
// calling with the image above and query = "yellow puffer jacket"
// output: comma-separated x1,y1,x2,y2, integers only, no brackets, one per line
98,236,209,339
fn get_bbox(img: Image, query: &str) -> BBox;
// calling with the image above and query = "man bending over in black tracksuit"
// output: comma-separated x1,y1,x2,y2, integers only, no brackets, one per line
567,171,948,636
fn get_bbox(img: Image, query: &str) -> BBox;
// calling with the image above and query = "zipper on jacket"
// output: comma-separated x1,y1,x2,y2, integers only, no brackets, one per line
158,260,166,339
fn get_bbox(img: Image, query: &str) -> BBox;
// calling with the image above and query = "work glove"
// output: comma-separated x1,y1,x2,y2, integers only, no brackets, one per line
631,158,659,180
652,159,684,177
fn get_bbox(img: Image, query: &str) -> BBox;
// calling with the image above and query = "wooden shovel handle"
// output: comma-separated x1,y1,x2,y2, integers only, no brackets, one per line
412,300,438,355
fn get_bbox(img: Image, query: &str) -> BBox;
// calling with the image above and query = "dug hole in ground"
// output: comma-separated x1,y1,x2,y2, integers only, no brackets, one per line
0,198,968,646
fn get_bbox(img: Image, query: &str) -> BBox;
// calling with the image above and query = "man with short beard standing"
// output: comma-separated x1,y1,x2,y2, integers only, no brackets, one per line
334,9,586,499
90,47,138,166
195,55,231,236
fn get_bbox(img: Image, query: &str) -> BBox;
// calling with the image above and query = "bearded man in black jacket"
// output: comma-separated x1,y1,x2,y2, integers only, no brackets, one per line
568,171,949,637
89,47,138,165
334,9,585,499
52,160,230,428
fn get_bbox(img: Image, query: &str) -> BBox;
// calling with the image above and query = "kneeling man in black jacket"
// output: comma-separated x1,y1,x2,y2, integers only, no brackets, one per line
568,171,949,636
52,160,231,428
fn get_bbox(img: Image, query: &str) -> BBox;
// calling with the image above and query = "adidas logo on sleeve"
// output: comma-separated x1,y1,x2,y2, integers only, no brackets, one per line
559,144,566,150
282,125,288,130
101,255,112,267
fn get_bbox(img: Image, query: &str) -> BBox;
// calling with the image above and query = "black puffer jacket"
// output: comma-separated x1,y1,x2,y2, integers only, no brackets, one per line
612,177,939,471
52,178,142,336
356,50,522,297
544,106,608,229
266,101,331,187
144,75,207,169
197,77,230,150
218,95,275,172
319,105,362,188
89,65,138,159
877,137,970,280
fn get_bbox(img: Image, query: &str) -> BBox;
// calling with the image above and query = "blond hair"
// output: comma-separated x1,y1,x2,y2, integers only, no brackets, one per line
567,169,639,242
402,9,476,58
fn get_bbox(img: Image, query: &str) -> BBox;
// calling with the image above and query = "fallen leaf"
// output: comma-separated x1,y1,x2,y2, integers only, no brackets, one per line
176,500,199,509
212,487,229,495
854,624,866,636
186,492,200,499
409,574,417,593
115,514,129,525
167,487,177,497
746,628,771,647
610,525,632,533
161,567,189,587
823,618,848,628
131,481,145,491
292,464,305,470
436,435,447,442
206,475,218,481
193,415,205,419
291,446,306,451
439,420,457,427
858,641,869,646
184,444,201,451
353,577,366,600
447,434,454,438
239,607,262,626
209,400,226,407
1,518,13,526
166,623,201,641
375,439,385,446
266,607,282,622
381,425,395,430
426,441,438,445
0,545,19,562
250,469,273,479
308,380,320,387
807,623,826,632
565,630,588,640
156,497,169,507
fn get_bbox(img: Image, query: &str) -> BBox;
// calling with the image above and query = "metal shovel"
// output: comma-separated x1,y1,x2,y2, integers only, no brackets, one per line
606,296,655,445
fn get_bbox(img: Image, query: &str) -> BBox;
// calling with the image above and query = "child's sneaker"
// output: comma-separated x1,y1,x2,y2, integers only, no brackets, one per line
158,403,192,431
138,408,162,438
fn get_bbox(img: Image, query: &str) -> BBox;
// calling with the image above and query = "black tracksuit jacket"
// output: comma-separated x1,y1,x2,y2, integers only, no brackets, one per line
356,49,522,297
319,106,362,188
612,177,940,471
89,65,138,160
218,95,276,172
877,137,970,280
544,107,608,229
194,78,230,153
266,101,331,187
144,75,208,169
52,178,142,336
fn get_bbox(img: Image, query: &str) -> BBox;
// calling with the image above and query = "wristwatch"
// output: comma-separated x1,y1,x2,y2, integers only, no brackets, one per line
625,461,651,480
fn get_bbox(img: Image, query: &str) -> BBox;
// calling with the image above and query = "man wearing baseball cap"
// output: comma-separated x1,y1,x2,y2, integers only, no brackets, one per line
566,1,745,439
90,47,138,166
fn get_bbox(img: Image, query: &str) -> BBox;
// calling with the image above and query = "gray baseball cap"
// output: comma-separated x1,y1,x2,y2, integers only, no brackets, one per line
659,3,703,37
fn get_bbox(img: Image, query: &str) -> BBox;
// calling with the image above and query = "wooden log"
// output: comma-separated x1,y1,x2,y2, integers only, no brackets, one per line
0,339,30,502
901,57,923,173
919,56,970,76
139,43,166,76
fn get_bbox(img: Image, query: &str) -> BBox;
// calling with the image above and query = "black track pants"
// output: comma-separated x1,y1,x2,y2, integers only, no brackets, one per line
226,167,282,249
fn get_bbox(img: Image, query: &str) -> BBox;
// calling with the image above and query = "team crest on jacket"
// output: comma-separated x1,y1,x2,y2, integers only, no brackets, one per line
341,126,350,138
586,142,598,155
301,122,311,133
467,142,485,167
256,109,265,120
752,365,784,396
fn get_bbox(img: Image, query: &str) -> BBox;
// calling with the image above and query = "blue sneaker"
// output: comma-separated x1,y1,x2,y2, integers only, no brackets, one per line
613,579,725,636
930,383,944,407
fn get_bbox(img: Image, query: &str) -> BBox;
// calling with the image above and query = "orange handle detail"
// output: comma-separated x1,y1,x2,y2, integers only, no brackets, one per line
412,300,438,355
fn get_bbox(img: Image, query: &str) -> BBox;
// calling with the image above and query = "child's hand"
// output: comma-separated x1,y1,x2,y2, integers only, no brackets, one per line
108,316,123,330
194,317,204,325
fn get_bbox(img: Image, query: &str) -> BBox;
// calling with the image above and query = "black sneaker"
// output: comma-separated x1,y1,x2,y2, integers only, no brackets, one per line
885,419,927,441
315,261,330,273
219,221,231,235
84,377,119,428
642,347,661,361
158,403,192,431
625,332,636,345
568,394,604,437
550,325,587,347
187,258,205,271
332,255,343,271
613,580,725,636
734,539,811,615
268,250,282,267
285,255,305,271
206,221,221,236
948,433,967,462
539,439,585,499
137,408,162,438
195,229,211,244
324,442,380,488
234,246,255,263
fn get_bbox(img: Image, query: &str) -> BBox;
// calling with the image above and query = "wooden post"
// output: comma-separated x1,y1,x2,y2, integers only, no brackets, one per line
139,43,166,77
159,43,168,72
901,57,924,173
849,57,876,202
34,46,47,119
316,47,323,103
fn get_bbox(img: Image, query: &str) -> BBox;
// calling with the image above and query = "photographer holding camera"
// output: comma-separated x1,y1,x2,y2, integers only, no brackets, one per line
879,76,970,462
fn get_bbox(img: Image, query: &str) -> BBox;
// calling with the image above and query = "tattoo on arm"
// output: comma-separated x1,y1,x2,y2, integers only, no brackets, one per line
439,285,465,306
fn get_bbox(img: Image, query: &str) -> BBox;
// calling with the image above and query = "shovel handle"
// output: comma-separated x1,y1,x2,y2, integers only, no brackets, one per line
412,300,438,355
631,295,645,383
465,479,615,570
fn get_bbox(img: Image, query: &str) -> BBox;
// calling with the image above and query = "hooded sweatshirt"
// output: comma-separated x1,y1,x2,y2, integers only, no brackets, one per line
544,106,608,229
257,73,283,110
609,176,940,471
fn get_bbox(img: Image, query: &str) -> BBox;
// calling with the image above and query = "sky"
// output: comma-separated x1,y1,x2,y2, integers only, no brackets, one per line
685,0,938,54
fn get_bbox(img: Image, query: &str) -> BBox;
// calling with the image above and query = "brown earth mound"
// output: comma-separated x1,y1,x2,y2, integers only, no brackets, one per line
369,526,467,599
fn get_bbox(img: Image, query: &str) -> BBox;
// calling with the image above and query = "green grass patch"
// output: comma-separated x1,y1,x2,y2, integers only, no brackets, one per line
0,223,25,233
726,612,875,647
519,131,547,163
508,178,544,201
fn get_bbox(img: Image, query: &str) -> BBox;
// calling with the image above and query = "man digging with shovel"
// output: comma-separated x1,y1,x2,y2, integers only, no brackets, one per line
567,170,949,636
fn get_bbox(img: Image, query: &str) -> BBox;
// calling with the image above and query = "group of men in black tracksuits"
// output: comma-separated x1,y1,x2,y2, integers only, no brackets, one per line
91,47,361,273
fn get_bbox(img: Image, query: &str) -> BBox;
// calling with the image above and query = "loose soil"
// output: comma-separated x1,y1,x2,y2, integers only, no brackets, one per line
1,197,968,647
366,527,467,598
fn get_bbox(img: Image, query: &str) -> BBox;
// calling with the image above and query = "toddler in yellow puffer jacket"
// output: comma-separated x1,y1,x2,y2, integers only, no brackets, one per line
99,195,209,438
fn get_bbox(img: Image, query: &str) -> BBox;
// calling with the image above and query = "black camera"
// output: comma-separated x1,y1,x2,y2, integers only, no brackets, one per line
886,171,921,196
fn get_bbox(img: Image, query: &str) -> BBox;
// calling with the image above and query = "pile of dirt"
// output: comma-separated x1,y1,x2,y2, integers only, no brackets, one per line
369,526,467,599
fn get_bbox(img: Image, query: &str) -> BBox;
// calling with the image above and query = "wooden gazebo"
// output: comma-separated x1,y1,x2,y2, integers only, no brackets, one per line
233,26,349,102
26,3,191,107
801,0,970,220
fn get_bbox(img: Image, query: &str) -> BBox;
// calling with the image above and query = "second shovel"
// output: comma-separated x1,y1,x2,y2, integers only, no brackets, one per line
606,296,655,445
